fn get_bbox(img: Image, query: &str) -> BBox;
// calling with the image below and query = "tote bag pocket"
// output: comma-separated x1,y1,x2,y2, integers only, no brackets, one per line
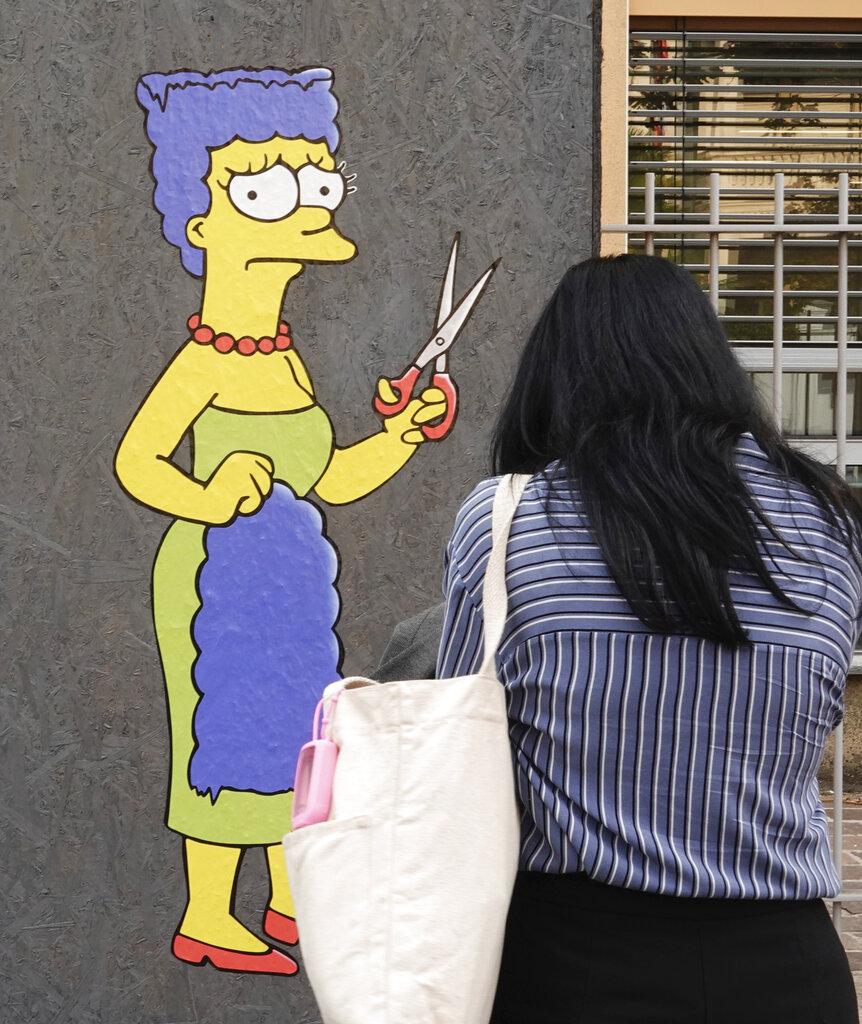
283,815,383,1024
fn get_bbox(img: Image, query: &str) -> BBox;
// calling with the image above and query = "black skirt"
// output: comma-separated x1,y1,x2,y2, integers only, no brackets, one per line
490,871,858,1024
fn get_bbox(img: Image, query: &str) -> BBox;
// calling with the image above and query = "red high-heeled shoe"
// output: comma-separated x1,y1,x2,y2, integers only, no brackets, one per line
172,933,298,975
262,907,299,946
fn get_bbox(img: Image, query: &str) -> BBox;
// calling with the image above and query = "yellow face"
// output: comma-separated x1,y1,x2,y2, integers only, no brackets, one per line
185,137,357,273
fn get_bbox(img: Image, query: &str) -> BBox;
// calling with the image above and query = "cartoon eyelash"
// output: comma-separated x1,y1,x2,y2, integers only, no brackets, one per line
347,186,357,194
337,161,357,184
219,156,268,186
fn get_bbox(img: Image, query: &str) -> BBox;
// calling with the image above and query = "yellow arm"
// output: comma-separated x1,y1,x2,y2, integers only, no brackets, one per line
114,344,273,525
314,385,448,506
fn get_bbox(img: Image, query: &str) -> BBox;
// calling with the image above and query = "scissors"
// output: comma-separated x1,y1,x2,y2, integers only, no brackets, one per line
374,234,499,440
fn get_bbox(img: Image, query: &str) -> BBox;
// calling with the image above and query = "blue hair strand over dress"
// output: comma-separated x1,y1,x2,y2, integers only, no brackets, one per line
189,483,341,801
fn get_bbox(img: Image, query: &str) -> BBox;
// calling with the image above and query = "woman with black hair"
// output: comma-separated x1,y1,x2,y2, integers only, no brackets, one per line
437,255,862,1023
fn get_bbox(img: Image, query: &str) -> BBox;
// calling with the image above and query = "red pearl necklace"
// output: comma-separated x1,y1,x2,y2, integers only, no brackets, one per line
187,314,292,356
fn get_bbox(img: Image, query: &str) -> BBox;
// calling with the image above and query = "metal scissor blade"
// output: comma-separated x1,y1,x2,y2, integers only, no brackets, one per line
436,233,460,329
414,259,500,371
442,258,500,343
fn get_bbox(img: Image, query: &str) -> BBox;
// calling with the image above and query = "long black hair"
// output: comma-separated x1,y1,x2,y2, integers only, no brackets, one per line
492,254,862,644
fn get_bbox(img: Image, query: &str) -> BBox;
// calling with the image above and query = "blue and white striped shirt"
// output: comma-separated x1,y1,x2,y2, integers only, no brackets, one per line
437,437,862,898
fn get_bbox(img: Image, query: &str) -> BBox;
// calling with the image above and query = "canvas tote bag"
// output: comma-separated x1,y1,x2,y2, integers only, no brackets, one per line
282,473,530,1024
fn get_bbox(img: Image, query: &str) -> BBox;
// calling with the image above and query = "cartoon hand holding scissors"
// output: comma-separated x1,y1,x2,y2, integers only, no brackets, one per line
375,234,499,441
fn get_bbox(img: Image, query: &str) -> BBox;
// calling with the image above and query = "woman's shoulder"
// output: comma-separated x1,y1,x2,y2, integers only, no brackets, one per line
735,433,862,590
449,476,503,546
734,432,846,521
733,432,786,481
449,470,558,555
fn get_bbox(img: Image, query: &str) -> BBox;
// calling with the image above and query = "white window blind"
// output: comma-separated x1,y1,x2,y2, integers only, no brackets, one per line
628,29,862,366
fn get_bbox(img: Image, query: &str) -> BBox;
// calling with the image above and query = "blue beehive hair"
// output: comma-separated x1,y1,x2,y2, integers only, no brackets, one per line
136,67,341,277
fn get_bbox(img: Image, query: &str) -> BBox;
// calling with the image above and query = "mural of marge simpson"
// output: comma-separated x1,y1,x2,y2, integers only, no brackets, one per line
115,66,454,976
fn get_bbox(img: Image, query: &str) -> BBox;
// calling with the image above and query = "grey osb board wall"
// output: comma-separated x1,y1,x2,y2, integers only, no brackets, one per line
822,678,862,792
2,0,598,1020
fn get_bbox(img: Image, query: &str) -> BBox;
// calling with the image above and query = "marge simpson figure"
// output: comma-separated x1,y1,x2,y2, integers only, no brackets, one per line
116,67,449,975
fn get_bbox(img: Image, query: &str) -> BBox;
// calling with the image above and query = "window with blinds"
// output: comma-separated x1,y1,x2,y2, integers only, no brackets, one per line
628,27,862,394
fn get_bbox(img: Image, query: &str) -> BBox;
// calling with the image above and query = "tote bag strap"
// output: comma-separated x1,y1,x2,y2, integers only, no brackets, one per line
478,473,531,677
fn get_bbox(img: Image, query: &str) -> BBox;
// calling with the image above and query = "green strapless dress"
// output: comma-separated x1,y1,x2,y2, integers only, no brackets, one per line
152,403,334,845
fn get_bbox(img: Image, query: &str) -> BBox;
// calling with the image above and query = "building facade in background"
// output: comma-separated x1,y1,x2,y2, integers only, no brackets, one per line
603,0,862,477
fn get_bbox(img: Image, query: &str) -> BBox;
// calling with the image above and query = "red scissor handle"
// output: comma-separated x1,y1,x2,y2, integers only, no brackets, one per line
422,372,458,441
373,365,420,416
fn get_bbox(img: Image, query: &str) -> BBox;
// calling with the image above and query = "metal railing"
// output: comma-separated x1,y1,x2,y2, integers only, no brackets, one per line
604,170,857,932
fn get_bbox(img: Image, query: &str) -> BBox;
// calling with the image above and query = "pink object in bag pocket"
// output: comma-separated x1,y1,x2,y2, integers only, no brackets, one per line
292,692,343,829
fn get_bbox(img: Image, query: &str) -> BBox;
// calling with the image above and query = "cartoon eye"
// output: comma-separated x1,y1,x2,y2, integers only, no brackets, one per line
226,164,299,221
297,164,346,211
